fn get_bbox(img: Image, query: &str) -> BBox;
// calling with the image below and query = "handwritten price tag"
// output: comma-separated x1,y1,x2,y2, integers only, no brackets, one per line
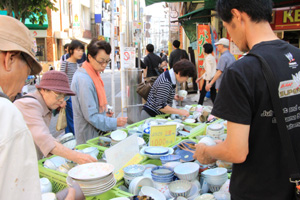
150,125,177,147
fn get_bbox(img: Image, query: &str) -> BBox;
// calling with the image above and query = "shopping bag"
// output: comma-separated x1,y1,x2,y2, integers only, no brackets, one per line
56,108,67,131
136,76,158,100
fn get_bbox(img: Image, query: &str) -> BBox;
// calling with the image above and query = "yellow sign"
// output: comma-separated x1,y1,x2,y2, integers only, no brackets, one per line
150,125,177,147
114,153,144,181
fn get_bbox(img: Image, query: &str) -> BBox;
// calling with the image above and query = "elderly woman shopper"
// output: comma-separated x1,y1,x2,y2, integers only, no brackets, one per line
14,70,96,164
196,43,217,105
141,59,195,119
60,40,84,135
71,39,127,144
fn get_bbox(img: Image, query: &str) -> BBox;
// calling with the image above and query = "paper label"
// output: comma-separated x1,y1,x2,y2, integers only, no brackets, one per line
149,125,177,147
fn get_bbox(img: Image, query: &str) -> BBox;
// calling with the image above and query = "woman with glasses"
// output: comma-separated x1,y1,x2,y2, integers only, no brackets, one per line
71,39,127,144
60,40,84,135
14,71,97,164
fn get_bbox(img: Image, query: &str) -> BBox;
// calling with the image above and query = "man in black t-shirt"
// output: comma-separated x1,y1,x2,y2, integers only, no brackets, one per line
143,44,166,78
193,1,300,200
169,40,189,68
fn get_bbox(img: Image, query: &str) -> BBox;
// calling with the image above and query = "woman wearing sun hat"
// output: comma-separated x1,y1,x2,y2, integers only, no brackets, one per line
14,70,97,164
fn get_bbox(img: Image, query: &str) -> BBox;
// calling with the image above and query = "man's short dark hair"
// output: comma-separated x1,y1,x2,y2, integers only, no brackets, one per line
173,59,195,77
173,40,180,48
64,43,70,50
146,44,154,53
87,39,111,62
69,40,84,55
216,0,273,23
203,43,213,54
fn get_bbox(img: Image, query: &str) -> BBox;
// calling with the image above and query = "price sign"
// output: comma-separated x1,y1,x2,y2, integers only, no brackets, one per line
150,125,177,147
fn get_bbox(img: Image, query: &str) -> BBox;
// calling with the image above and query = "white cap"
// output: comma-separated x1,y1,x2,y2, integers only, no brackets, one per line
215,38,229,46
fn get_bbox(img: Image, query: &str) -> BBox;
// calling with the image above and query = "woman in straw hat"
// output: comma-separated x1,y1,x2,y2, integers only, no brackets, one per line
14,70,97,164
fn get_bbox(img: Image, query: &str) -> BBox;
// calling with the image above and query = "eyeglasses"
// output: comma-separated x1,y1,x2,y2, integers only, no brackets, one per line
51,91,70,101
20,52,34,75
93,57,111,65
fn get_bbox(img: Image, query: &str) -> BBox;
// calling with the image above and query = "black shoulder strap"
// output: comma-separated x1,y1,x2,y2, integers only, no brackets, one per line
247,52,300,181
19,95,37,100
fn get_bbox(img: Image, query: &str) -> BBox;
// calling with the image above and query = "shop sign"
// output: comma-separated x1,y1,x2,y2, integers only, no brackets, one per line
121,47,135,68
30,30,47,38
133,21,142,43
197,24,211,88
149,125,177,147
271,6,300,30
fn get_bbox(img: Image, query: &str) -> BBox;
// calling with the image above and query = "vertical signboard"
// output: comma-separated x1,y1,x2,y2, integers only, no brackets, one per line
121,47,135,68
197,24,211,88
133,21,142,43
72,0,81,37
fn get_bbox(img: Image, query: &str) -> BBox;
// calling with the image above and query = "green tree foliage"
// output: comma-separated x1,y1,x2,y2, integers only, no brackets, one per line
0,0,58,25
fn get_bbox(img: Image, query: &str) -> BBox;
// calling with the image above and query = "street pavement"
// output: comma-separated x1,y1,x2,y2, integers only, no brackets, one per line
27,68,213,137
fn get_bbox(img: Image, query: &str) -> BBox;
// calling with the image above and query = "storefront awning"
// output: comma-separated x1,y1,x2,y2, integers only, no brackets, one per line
273,0,300,8
0,10,48,30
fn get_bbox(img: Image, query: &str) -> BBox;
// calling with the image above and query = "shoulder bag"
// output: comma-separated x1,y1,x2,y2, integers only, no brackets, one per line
248,52,300,199
136,76,158,100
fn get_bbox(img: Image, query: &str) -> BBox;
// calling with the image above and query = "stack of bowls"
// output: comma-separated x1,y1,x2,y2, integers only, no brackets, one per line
123,164,146,187
174,162,200,181
168,180,192,198
206,124,224,140
160,155,181,164
151,166,174,183
201,168,228,192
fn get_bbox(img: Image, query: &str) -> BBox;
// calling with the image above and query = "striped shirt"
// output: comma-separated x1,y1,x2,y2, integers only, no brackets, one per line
143,70,176,117
60,61,80,86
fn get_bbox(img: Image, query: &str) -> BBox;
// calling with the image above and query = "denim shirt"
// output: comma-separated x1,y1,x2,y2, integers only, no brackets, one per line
71,67,117,144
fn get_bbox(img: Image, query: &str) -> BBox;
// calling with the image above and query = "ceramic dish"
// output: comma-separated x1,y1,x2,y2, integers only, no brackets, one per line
168,180,192,197
174,162,200,181
68,162,114,181
140,186,166,200
111,130,127,141
129,176,155,195
144,146,170,155
140,147,174,159
123,164,146,176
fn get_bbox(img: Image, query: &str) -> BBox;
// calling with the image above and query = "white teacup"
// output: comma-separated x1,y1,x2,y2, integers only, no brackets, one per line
40,178,52,194
178,90,188,98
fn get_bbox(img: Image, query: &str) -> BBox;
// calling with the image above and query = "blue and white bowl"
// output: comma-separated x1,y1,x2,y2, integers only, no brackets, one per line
123,164,146,177
160,155,181,164
168,180,192,197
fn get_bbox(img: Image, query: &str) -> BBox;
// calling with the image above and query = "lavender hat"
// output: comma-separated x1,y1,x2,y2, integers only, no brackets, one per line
36,71,76,96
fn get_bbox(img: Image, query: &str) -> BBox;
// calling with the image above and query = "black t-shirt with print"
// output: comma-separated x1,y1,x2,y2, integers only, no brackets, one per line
212,40,300,200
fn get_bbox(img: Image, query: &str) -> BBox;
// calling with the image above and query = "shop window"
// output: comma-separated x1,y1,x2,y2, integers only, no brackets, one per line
36,38,46,61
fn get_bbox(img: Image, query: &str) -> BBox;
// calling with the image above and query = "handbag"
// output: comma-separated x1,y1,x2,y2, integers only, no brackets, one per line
248,52,300,199
56,108,67,131
136,76,158,100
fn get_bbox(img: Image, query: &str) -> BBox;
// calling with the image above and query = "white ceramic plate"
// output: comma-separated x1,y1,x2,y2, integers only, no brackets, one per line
144,146,169,155
68,162,114,181
140,147,174,159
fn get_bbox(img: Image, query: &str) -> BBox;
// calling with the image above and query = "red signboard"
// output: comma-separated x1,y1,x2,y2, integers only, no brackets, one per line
271,6,300,30
197,24,212,88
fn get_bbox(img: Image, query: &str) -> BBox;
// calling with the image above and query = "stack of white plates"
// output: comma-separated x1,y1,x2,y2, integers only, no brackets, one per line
67,162,116,196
